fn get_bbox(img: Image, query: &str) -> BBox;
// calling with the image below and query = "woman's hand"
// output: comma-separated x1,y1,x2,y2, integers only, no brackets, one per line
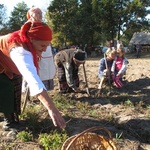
48,107,66,129
37,90,66,129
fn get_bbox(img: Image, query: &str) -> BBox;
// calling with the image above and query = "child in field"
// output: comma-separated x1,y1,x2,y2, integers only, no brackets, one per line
98,48,116,94
111,48,129,88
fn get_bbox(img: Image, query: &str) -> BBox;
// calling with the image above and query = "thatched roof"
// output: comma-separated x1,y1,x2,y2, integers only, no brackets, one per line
129,32,150,45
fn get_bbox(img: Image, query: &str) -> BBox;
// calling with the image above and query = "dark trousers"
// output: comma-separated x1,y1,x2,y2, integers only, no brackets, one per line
136,51,141,58
0,73,22,122
57,64,79,93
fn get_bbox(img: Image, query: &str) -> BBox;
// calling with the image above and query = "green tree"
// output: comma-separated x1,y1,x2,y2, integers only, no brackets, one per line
7,1,29,32
0,4,6,25
78,0,102,46
120,0,150,42
47,0,79,47
48,0,102,47
0,4,10,35
47,0,150,47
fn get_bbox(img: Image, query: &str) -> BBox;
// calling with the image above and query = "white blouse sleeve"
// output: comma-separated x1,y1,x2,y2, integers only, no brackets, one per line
10,47,46,96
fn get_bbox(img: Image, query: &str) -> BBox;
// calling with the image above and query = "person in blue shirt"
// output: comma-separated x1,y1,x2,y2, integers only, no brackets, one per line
98,48,116,94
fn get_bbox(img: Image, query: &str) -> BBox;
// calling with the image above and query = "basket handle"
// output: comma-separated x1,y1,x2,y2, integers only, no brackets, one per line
66,126,113,150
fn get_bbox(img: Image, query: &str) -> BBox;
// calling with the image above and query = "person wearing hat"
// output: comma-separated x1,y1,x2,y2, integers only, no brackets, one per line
22,7,56,92
0,21,66,132
98,48,116,94
26,7,42,22
54,48,86,93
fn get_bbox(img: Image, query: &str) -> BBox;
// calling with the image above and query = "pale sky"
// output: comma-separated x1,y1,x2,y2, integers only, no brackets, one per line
1,0,52,16
146,14,150,19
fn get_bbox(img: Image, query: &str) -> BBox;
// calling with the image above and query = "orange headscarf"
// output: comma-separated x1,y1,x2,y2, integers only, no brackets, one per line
20,22,52,42
8,22,52,71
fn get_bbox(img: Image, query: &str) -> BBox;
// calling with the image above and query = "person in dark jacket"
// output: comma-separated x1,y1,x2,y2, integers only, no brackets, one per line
54,49,86,93
98,48,116,94
136,42,142,58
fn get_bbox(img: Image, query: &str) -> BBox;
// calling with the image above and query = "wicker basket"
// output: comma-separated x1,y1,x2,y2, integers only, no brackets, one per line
61,126,117,150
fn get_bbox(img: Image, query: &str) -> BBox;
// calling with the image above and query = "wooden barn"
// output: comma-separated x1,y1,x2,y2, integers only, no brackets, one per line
129,32,150,52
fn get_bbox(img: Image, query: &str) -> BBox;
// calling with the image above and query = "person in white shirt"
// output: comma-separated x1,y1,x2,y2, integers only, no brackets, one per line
38,45,56,90
0,21,66,132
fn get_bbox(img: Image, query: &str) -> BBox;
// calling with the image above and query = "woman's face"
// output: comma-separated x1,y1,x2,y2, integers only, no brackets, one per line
31,39,50,57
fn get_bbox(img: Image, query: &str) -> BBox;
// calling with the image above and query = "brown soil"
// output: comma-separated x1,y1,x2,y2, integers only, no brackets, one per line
0,52,150,150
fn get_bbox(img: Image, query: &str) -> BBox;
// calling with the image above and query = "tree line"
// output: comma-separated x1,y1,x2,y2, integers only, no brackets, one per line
0,0,150,48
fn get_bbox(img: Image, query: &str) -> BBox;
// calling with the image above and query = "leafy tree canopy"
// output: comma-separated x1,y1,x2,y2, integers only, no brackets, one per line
7,1,29,31
47,0,150,47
